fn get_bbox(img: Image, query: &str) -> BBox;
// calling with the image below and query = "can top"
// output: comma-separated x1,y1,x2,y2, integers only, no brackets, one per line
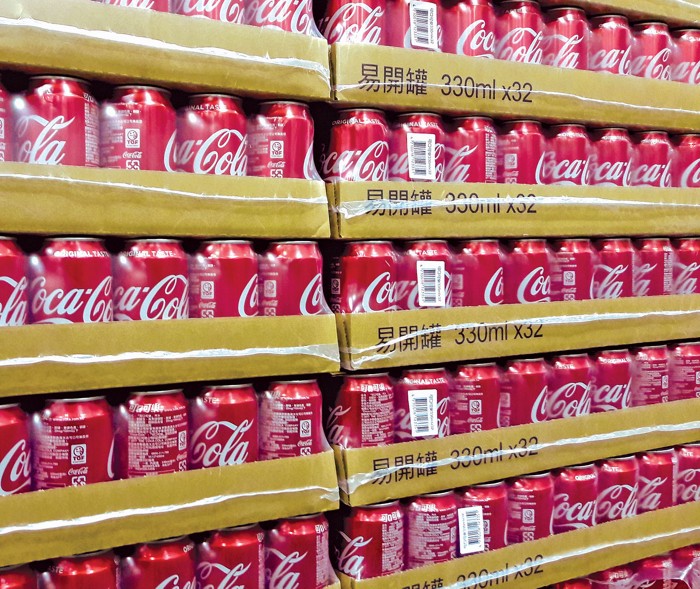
362,499,401,508
219,523,259,532
260,100,304,106
190,93,241,101
31,74,89,85
147,536,187,545
131,389,182,397
519,472,552,479
271,379,317,385
644,447,675,455
0,403,20,410
513,357,545,363
49,396,105,403
115,84,171,96
547,6,585,14
270,240,317,245
346,372,390,378
419,490,455,497
204,383,254,390
458,361,497,368
403,367,447,374
288,512,322,520
49,236,104,243
633,21,669,28
128,238,181,244
0,236,16,242
399,112,441,118
69,549,113,559
470,481,506,488
338,107,385,115
590,13,628,21
203,239,253,245
453,115,494,123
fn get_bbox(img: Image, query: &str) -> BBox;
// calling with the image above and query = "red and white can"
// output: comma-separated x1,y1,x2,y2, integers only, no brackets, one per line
189,240,258,318
673,134,700,188
541,124,591,186
116,390,189,478
634,554,675,586
0,404,31,496
554,581,591,589
0,565,36,589
445,116,497,182
197,525,265,589
673,545,700,589
631,131,674,187
497,120,546,184
394,367,450,441
0,237,28,327
672,29,700,84
189,384,258,469
397,240,453,310
676,443,700,504
101,0,171,11
553,464,598,534
43,551,119,589
496,0,544,64
29,238,112,324
589,14,632,75
591,349,633,413
591,128,633,186
631,21,672,80
100,85,176,172
0,79,12,163
552,238,596,301
174,0,244,22
452,240,505,307
593,238,634,299
385,0,441,51
590,565,635,589
405,491,458,569
547,354,594,420
673,237,700,294
637,448,678,513
504,239,555,304
13,76,98,167
259,380,325,459
670,342,700,402
596,455,639,524
319,0,385,44
389,113,446,181
507,473,554,544
121,537,197,589
245,0,321,36
544,7,589,69
632,345,670,406
457,481,508,551
442,0,496,57
634,238,675,297
501,358,549,426
450,363,501,434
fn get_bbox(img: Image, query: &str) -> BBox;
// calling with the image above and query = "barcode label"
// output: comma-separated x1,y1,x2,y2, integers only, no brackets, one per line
417,260,445,307
408,389,438,437
409,0,438,49
458,506,485,555
407,132,436,180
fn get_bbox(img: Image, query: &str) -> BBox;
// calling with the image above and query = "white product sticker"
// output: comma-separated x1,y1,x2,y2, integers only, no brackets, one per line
458,506,485,556
408,389,438,437
417,260,445,307
407,132,436,180
409,0,438,49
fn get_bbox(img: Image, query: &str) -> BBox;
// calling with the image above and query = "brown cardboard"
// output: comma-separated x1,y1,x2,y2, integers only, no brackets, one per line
332,43,700,131
0,451,339,567
335,399,700,505
541,0,700,26
0,0,330,99
0,163,331,238
0,314,340,396
337,501,700,589
338,295,700,370
329,181,700,240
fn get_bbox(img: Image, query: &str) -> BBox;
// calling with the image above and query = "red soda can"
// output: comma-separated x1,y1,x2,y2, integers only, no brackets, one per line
590,565,635,589
632,345,670,406
0,565,36,589
189,240,258,318
673,545,700,589
670,342,700,402
100,85,176,172
445,116,497,182
385,0,441,51
0,79,12,163
504,239,555,304
0,237,28,327
450,363,502,434
174,0,244,22
589,14,632,75
452,240,505,307
631,22,672,80
591,128,633,186
321,109,389,181
633,238,675,297
634,554,675,586
553,464,598,534
43,551,118,589
13,76,98,167
337,501,404,579
637,448,678,513
259,380,325,458
673,134,700,188
121,537,197,589
496,0,544,64
259,241,329,316
457,481,508,551
547,354,594,420
114,239,189,321
319,0,385,45
197,525,265,589
189,384,258,469
676,443,700,504
331,241,399,314
101,0,171,11
247,101,320,179
175,94,246,175
507,473,554,544
389,113,446,181
596,455,639,524
245,0,321,36
631,131,674,187
591,349,633,413
116,390,189,478
555,581,591,589
593,238,634,299
673,238,700,294
541,124,591,186
405,491,458,569
326,373,394,448
394,367,450,441
552,238,596,302
0,404,31,496
544,7,589,69
29,238,112,324
501,358,549,426
497,120,546,184
672,29,700,84
396,240,453,310
266,514,330,589
442,0,496,57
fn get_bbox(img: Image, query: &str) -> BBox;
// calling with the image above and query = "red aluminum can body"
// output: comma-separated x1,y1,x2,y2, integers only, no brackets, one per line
631,131,674,187
319,0,385,44
497,120,546,184
445,116,497,182
385,0,441,51
405,491,458,569
554,581,591,589
189,384,258,469
29,238,112,324
507,473,554,544
547,354,594,420
632,345,670,406
43,551,118,589
197,525,265,589
457,482,508,551
121,537,197,589
634,238,675,297
397,240,453,310
442,0,496,57
590,565,635,589
496,0,544,64
541,124,591,186
673,545,700,589
116,390,189,479
450,363,502,434
394,367,450,441
389,113,446,181
0,237,28,327
501,358,549,427
589,14,632,75
100,86,176,172
591,128,633,186
0,80,12,163
637,448,678,513
552,238,596,302
0,565,36,589
676,444,700,504
327,374,394,448
672,29,700,84
593,238,634,299
673,134,700,188
452,240,505,307
0,404,31,496
634,554,675,587
245,0,321,36
259,380,325,458
631,22,672,80
504,239,555,304
673,238,700,294
189,240,258,318
102,0,171,10
596,455,639,524
553,464,598,534
591,349,633,412
174,0,244,22
670,342,700,402
544,7,589,69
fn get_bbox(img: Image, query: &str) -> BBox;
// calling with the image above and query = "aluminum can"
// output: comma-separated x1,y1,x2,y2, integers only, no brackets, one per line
554,581,591,589
596,455,638,524
507,473,554,544
247,101,320,179
631,21,672,80
259,380,325,458
676,444,700,504
442,0,496,57
266,514,330,589
547,354,594,420
590,565,635,589
0,79,12,163
102,0,171,10
504,239,555,304
457,481,508,551
634,238,675,297
29,238,112,324
637,448,678,513
501,358,549,426
100,85,176,172
259,241,329,316
389,113,446,181
405,491,458,568
327,373,394,448
632,345,670,406
175,94,246,175
397,240,453,309
319,0,385,44
121,537,197,589
544,7,589,69
189,240,258,318
497,120,546,184
673,545,700,589
673,237,700,294
552,238,596,302
246,0,321,36
591,128,633,186
631,131,674,187
445,116,497,182
553,464,597,534
452,240,505,307
13,76,98,167
0,237,28,327
385,0,441,50
670,342,700,402
673,134,700,188
540,124,591,186
589,14,632,75
593,238,634,299
42,551,118,589
115,390,189,478
0,565,36,589
197,525,265,589
591,349,633,412
394,367,450,441
634,554,675,586
496,0,544,63
450,363,501,433
672,29,700,84
331,241,399,314
174,0,244,22
189,384,258,469
337,501,404,579
0,404,31,496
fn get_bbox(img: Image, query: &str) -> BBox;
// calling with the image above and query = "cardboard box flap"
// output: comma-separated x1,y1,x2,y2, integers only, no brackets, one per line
541,0,700,27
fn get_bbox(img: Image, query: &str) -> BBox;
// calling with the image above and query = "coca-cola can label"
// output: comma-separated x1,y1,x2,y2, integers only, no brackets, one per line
673,134,700,189
507,474,554,543
592,349,633,412
593,238,634,299
394,368,450,441
389,113,446,181
504,239,554,304
445,117,497,183
591,128,633,187
246,0,322,36
631,131,674,188
0,238,28,327
500,358,549,427
676,444,700,504
631,22,672,80
319,0,385,46
637,449,678,513
386,0,442,51
452,240,504,307
590,15,631,75
497,120,545,184
122,538,197,589
633,238,675,297
543,7,589,70
674,238,700,294
442,0,496,57
596,456,639,524
450,363,501,434
632,345,670,406
553,465,597,534
458,482,508,551
672,29,700,84
174,0,244,22
496,0,544,64
0,404,31,496
547,354,593,420
670,343,700,402
0,81,13,163
405,492,458,568
102,0,172,11
197,525,265,589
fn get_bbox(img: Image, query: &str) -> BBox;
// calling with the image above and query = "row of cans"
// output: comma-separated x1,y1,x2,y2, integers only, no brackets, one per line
0,237,329,325
0,513,333,589
0,380,328,496
334,446,700,579
331,237,700,313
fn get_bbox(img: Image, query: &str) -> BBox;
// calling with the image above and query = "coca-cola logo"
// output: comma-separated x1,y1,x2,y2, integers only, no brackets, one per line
631,161,672,187
197,561,252,589
299,273,327,315
0,276,28,326
590,46,631,74
0,439,31,496
497,28,543,63
638,475,671,512
672,59,700,84
674,261,700,295
247,0,316,36
676,468,700,503
237,275,258,317
321,3,383,44
170,129,247,175
484,267,504,306
536,151,590,185
174,0,243,22
593,159,631,186
593,264,628,299
546,34,584,69
190,419,253,467
361,271,399,312
267,550,306,589
631,48,672,80
553,492,595,529
31,275,113,323
322,140,389,181
114,274,188,321
456,19,495,57
680,157,700,188
444,144,478,182
596,484,637,521
326,405,351,445
155,575,196,589
15,115,75,165
304,143,321,180
592,378,632,411
530,386,549,423
516,266,551,303
548,382,592,419
633,262,657,297
337,533,371,578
